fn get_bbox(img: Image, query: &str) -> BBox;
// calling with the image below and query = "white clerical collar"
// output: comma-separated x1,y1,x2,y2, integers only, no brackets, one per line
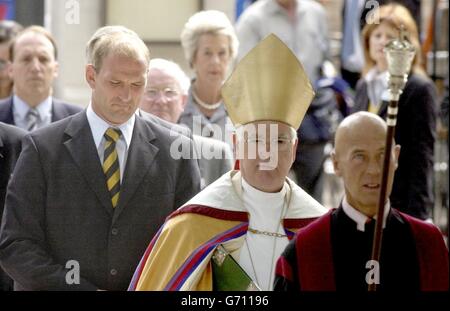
342,196,390,232
86,103,135,150
241,177,287,205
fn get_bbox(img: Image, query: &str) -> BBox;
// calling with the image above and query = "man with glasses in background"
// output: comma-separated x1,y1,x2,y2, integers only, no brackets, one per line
139,58,233,189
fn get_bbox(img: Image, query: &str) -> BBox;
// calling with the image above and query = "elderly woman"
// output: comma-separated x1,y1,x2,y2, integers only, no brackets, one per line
178,10,238,143
352,3,437,221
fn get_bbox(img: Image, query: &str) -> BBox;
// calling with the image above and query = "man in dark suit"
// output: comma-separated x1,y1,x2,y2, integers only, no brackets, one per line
0,25,81,130
0,25,201,290
0,122,25,291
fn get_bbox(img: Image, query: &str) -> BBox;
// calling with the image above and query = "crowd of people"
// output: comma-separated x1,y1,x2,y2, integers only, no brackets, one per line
0,0,448,292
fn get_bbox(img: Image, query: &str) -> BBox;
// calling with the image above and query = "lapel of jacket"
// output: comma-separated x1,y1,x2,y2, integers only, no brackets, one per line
112,116,159,224
63,111,114,217
51,98,68,122
377,100,389,118
0,133,4,161
0,97,15,125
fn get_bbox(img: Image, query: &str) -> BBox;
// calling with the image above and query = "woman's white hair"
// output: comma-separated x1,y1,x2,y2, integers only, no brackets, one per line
148,58,191,95
180,10,239,67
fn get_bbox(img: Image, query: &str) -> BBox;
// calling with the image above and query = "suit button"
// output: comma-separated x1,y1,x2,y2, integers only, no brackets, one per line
110,269,117,276
111,228,118,235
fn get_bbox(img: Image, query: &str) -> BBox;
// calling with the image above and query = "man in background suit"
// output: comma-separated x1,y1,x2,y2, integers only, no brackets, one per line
0,122,25,290
0,25,81,130
139,58,233,189
0,26,201,290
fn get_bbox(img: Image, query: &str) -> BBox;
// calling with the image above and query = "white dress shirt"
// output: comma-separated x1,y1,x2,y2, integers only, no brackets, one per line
238,177,289,291
86,104,135,182
365,68,390,112
12,95,52,131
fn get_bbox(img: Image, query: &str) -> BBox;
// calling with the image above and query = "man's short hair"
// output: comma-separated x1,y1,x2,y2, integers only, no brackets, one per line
9,25,58,61
86,25,150,72
148,58,191,95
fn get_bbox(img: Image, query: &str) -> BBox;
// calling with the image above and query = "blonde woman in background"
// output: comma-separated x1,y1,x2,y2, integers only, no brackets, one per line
178,10,238,143
352,3,437,221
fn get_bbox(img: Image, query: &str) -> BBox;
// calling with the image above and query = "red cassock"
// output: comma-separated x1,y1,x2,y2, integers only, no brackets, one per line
275,209,449,291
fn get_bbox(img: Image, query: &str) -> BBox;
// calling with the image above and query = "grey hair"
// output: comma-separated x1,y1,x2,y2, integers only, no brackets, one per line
86,25,150,71
180,10,239,67
148,58,191,95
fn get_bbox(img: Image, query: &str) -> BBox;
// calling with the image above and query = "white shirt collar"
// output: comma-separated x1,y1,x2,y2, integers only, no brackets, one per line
13,94,52,121
364,67,389,84
86,103,135,149
267,0,299,14
342,196,390,232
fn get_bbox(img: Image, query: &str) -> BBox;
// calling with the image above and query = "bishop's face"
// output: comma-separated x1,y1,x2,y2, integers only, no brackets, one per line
234,121,297,193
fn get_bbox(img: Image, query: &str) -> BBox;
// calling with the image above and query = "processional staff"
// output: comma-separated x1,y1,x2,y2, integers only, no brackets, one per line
368,26,416,292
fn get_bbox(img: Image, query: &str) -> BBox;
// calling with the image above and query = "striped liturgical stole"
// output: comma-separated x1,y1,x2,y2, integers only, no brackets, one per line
103,127,122,208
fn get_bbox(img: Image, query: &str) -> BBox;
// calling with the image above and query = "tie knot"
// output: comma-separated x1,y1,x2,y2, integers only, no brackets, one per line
27,108,39,118
26,108,40,131
104,128,122,143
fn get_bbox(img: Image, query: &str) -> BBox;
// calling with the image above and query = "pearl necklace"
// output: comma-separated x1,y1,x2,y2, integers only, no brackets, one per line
192,89,222,110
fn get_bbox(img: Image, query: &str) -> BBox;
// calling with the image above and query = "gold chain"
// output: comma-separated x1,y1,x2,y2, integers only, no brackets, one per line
247,227,287,238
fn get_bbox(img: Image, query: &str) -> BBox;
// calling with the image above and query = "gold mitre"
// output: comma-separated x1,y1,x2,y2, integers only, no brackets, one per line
221,34,315,129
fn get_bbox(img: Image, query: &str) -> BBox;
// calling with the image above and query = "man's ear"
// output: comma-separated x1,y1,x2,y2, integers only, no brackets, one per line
53,61,59,79
331,150,341,177
232,133,238,159
393,144,401,170
181,94,188,109
291,138,298,164
85,64,96,89
7,61,13,80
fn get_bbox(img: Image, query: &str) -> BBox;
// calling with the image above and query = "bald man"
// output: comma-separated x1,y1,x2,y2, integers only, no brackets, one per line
274,112,449,291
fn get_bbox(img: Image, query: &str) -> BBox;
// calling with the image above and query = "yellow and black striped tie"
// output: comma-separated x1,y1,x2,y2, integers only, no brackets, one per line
103,128,122,208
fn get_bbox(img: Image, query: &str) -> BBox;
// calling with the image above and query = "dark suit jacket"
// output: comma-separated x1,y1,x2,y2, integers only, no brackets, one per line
0,96,82,126
0,111,201,290
352,73,437,220
0,122,26,291
0,123,26,214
